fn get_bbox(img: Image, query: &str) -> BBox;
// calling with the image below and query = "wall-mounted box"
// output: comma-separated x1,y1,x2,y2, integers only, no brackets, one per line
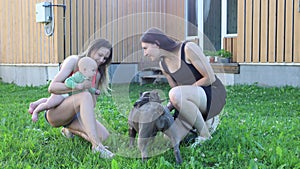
36,2,52,23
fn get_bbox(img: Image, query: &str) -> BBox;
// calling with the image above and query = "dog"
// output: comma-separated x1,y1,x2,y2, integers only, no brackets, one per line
128,90,183,164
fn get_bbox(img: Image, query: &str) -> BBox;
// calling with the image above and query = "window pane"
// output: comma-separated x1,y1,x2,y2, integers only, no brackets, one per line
187,0,198,36
227,0,237,34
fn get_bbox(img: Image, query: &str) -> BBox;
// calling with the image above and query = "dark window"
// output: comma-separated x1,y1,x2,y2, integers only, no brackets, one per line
227,0,237,34
187,0,198,36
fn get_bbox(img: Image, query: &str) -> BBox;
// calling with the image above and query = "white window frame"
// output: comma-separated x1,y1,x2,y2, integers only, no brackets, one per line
221,0,238,48
185,0,204,49
185,0,237,50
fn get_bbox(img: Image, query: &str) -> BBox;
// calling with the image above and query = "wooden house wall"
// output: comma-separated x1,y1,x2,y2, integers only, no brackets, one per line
0,0,185,65
2,0,298,65
232,0,300,63
0,0,62,64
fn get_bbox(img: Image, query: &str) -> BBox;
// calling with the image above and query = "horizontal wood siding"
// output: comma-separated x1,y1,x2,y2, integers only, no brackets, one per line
236,0,300,63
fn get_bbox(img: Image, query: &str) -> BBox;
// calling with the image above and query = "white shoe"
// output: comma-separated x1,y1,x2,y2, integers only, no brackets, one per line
92,145,114,159
190,136,212,148
61,127,74,139
206,115,220,134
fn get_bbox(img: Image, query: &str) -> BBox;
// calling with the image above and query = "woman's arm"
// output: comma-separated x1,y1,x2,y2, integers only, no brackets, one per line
184,42,216,86
91,72,102,107
48,55,91,94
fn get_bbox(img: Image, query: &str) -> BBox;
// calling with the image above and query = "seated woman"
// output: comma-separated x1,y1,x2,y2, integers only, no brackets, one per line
29,57,101,122
29,38,114,158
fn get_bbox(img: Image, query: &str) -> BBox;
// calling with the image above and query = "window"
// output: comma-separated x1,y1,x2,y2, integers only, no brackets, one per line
227,0,237,34
187,0,198,36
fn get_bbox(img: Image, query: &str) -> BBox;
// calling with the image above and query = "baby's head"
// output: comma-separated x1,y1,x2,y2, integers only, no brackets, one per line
78,57,98,79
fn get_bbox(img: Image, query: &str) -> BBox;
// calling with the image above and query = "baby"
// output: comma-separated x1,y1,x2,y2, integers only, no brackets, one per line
29,57,100,122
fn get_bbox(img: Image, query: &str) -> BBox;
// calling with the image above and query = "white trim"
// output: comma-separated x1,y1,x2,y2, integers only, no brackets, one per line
238,63,300,66
221,0,227,49
185,0,204,49
224,34,238,38
0,63,59,67
198,0,204,49
186,36,199,40
184,0,188,37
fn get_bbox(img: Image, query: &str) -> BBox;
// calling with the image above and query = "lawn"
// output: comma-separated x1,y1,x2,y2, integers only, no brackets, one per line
0,81,299,169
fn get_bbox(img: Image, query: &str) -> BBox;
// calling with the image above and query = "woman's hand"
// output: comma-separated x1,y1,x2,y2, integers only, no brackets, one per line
167,101,175,111
95,89,101,95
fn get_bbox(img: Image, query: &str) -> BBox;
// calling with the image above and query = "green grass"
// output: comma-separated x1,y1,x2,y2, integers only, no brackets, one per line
0,81,299,169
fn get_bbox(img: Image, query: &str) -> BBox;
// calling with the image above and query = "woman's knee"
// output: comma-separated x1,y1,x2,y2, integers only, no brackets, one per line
77,91,93,101
70,92,93,107
169,87,182,107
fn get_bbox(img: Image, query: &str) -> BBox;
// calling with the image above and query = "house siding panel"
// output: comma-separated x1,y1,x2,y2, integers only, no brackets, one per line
234,0,300,63
1,0,299,65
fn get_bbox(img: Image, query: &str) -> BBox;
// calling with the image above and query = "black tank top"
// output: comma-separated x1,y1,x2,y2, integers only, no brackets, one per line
161,41,204,85
161,41,212,117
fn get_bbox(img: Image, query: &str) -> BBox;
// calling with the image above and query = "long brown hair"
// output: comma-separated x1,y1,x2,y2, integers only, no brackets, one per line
140,27,180,52
78,38,113,94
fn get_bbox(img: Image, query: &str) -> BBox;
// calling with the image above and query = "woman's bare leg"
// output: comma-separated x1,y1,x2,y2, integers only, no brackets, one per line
47,92,108,148
32,94,65,122
169,86,211,138
28,98,48,114
65,117,109,143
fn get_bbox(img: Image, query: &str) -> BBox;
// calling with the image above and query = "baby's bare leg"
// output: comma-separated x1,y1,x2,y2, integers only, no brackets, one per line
28,98,48,114
32,94,65,122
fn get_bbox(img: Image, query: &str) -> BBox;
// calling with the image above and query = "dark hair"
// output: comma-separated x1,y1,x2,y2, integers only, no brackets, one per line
78,38,112,94
140,27,180,51
84,38,113,66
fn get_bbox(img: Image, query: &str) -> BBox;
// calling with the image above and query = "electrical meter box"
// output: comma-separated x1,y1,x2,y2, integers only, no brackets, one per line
36,2,52,23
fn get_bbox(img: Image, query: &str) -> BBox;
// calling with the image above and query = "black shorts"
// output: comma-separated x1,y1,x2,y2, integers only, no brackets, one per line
203,76,226,120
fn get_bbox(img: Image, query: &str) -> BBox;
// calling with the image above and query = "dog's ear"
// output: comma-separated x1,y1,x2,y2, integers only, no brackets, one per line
141,91,150,98
149,90,159,102
152,90,158,95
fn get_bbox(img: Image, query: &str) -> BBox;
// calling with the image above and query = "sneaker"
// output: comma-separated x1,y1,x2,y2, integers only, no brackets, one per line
190,136,212,148
92,145,114,159
206,115,220,134
61,127,74,139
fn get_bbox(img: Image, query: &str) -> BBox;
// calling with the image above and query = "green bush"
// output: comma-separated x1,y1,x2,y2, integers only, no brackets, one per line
217,49,232,58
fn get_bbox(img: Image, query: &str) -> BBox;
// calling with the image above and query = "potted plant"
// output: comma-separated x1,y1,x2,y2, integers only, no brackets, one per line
217,49,232,63
203,50,218,63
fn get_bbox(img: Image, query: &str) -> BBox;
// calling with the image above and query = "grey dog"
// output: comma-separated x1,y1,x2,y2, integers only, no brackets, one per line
128,90,183,164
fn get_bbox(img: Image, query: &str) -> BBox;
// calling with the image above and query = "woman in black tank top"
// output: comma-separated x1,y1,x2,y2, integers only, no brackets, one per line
141,27,226,146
